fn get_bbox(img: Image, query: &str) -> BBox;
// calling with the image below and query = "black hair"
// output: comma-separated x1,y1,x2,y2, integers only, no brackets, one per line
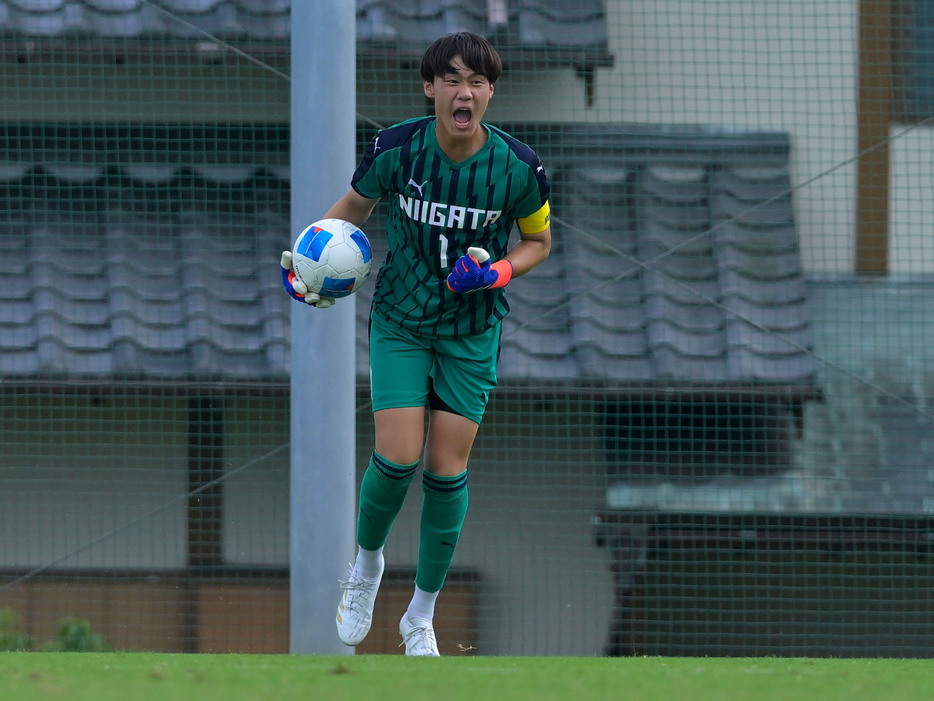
419,32,503,84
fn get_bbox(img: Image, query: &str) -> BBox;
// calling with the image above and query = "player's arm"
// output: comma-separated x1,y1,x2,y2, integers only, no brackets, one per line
446,201,552,293
505,202,552,278
323,188,379,229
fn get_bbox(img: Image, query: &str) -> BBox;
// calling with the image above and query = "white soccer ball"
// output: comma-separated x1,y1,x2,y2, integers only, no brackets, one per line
291,218,372,299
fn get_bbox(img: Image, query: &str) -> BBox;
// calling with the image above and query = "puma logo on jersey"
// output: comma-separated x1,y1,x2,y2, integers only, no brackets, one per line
398,194,502,229
407,178,428,197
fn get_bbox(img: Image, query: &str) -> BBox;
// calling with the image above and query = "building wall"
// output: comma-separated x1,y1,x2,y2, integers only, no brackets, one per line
361,1,860,275
0,394,189,569
889,126,934,274
0,0,868,276
0,391,613,655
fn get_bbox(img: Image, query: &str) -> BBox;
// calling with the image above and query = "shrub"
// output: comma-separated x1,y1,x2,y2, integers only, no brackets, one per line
0,608,34,651
45,616,111,652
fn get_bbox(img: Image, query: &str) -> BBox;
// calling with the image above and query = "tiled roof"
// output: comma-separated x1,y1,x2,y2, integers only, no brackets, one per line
501,124,813,385
0,122,814,385
0,124,290,380
0,1,611,61
0,1,282,39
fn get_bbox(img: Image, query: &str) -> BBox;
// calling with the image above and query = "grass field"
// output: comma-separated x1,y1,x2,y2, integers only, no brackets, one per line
1,653,933,701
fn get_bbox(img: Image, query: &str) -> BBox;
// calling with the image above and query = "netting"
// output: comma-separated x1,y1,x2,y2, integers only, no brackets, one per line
2,0,934,657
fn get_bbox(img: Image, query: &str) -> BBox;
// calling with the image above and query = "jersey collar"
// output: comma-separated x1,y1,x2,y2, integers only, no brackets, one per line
426,118,493,168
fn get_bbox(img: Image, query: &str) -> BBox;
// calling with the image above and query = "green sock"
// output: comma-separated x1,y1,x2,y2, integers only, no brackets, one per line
356,451,418,551
415,470,469,593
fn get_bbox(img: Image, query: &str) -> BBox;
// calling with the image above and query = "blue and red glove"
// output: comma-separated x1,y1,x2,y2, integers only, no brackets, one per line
446,247,513,294
280,251,335,309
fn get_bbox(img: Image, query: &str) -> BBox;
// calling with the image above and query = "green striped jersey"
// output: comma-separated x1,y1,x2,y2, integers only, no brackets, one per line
351,116,550,339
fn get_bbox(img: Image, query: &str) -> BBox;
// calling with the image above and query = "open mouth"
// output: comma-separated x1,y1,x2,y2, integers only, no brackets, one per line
453,108,472,127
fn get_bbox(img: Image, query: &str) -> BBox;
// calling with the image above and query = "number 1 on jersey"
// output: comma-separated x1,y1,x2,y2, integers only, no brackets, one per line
439,233,450,270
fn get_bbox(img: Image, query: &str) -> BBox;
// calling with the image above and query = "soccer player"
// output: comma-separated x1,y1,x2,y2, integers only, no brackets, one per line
281,31,551,656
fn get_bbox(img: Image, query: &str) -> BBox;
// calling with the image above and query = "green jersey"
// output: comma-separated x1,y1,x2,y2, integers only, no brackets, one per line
351,116,550,339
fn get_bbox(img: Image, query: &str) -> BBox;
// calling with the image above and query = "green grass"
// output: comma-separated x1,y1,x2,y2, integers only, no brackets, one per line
1,653,932,701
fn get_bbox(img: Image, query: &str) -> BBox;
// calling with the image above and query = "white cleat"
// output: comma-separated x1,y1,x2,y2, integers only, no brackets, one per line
335,566,382,647
399,614,440,657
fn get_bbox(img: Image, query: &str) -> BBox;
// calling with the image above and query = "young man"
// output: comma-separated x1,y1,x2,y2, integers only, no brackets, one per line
281,31,551,655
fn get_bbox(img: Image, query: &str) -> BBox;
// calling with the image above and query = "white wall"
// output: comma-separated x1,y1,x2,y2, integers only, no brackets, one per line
889,125,934,274
498,1,860,273
0,395,291,571
0,395,188,569
223,398,290,566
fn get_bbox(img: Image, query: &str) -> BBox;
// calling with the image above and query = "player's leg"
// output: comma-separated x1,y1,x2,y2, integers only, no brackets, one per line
338,406,426,647
400,409,477,656
337,315,431,647
399,325,500,656
362,315,434,550
356,406,426,559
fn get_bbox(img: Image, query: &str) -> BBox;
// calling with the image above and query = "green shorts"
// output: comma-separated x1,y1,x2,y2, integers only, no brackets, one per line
368,312,501,425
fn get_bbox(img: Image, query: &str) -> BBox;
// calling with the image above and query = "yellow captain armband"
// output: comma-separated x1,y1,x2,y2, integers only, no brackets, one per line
517,201,551,235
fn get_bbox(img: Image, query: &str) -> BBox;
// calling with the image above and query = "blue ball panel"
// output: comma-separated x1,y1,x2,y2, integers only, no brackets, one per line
320,276,357,298
350,230,372,264
295,227,331,262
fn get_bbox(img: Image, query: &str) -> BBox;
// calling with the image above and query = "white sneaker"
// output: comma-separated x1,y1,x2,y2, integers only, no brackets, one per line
336,565,382,646
399,614,440,656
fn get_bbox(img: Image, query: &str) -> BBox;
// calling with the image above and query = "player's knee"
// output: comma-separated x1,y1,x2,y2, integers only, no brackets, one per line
423,461,469,478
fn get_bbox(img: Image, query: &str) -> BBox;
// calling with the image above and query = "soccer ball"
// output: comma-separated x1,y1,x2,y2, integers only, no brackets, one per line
290,218,372,299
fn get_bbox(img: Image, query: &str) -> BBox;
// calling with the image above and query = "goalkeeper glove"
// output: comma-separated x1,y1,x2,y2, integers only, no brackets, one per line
446,246,513,294
280,251,335,309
